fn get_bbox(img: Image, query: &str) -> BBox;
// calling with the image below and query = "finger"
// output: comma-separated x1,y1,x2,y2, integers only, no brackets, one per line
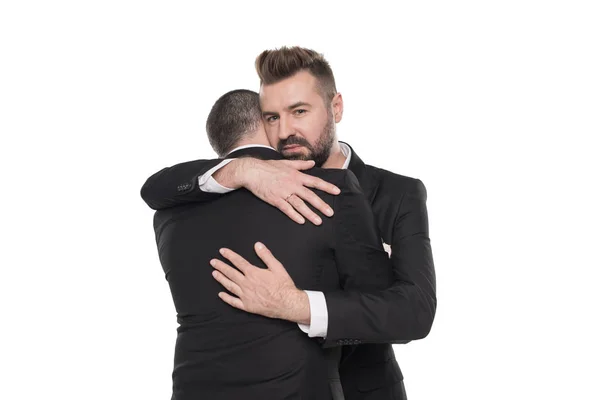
218,248,256,274
254,242,285,273
302,175,341,196
212,270,243,297
218,292,246,311
274,198,306,224
286,194,322,225
297,186,334,218
281,159,315,171
210,258,246,284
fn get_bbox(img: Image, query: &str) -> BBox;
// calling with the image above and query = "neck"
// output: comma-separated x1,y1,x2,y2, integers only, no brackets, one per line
321,141,346,169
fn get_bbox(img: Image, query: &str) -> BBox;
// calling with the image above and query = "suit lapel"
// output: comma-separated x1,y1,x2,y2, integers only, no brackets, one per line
341,141,380,204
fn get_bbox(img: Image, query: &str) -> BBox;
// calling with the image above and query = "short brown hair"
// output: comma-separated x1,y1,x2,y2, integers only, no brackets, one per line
255,46,337,103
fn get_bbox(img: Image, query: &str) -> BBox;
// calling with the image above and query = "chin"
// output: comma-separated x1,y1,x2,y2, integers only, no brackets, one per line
284,149,311,161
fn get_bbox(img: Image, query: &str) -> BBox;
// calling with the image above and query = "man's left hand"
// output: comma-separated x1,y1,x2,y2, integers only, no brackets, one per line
210,242,310,324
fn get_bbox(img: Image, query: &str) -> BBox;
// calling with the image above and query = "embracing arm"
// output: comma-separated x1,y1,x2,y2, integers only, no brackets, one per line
207,175,435,345
323,179,436,346
140,158,232,210
309,170,395,346
296,171,394,339
140,157,340,225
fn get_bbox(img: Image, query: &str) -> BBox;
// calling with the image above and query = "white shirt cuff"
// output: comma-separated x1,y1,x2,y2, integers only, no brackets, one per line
297,290,328,338
197,159,236,193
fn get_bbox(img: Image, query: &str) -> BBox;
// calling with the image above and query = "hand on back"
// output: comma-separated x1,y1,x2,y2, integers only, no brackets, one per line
233,158,341,225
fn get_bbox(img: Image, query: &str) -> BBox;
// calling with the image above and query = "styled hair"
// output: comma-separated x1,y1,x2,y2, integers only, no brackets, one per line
206,89,262,157
255,46,337,103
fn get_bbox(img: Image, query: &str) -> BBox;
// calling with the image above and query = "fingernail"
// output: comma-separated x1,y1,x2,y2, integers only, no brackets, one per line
219,248,225,255
334,187,341,194
212,271,218,278
314,217,322,225
256,242,264,250
326,208,334,216
210,259,216,266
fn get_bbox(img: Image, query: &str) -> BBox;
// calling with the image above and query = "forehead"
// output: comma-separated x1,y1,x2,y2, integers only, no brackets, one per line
259,70,322,109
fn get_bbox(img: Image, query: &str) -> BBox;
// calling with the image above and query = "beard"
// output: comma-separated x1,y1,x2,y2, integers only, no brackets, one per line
277,112,335,167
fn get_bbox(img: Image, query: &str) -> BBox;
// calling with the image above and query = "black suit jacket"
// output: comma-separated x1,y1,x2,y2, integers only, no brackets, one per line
145,146,393,400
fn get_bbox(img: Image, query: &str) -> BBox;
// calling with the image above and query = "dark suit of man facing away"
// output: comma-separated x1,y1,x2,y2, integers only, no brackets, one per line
148,146,393,400
142,141,435,400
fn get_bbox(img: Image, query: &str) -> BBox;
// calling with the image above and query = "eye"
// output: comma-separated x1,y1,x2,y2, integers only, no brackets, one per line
294,109,307,115
266,115,279,123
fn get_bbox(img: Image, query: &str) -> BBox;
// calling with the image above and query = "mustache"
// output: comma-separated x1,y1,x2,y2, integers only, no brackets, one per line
278,136,312,151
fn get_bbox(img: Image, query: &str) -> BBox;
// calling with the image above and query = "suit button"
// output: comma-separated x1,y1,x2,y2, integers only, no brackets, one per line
177,184,189,192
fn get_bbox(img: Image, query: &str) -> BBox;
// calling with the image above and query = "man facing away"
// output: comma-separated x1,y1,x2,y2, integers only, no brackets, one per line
142,47,437,400
145,89,394,399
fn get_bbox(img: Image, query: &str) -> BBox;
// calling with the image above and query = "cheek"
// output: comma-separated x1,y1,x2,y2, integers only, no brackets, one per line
300,117,324,143
264,125,279,144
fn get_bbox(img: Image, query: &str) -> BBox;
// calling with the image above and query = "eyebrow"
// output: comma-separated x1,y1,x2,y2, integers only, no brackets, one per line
287,101,312,110
262,102,312,118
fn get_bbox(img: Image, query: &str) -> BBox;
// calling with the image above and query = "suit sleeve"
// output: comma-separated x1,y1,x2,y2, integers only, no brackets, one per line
324,178,436,346
140,158,226,210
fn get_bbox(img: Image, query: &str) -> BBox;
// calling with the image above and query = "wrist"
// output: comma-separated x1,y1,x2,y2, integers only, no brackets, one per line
235,157,261,190
284,289,310,325
214,159,244,189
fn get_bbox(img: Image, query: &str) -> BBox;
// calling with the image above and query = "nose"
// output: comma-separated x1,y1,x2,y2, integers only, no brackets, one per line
278,115,295,141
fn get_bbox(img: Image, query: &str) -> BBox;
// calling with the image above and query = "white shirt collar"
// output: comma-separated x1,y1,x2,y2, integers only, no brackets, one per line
339,142,352,170
225,142,352,169
225,144,277,156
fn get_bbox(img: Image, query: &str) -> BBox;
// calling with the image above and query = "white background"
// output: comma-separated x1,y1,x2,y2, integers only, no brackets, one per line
1,1,599,399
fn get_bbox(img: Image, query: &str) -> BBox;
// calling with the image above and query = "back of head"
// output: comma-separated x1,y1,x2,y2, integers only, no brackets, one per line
206,89,262,157
255,46,337,104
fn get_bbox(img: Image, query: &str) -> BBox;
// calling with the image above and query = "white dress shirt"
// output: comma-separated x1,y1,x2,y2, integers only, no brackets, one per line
198,143,353,338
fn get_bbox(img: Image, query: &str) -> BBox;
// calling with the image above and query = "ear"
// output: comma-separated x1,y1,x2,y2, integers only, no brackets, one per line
332,93,343,123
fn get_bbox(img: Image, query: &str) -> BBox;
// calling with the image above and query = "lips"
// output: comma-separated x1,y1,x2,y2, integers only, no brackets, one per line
283,145,303,151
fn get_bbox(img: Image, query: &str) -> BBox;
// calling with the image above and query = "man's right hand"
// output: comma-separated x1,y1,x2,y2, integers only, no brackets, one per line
214,158,340,225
